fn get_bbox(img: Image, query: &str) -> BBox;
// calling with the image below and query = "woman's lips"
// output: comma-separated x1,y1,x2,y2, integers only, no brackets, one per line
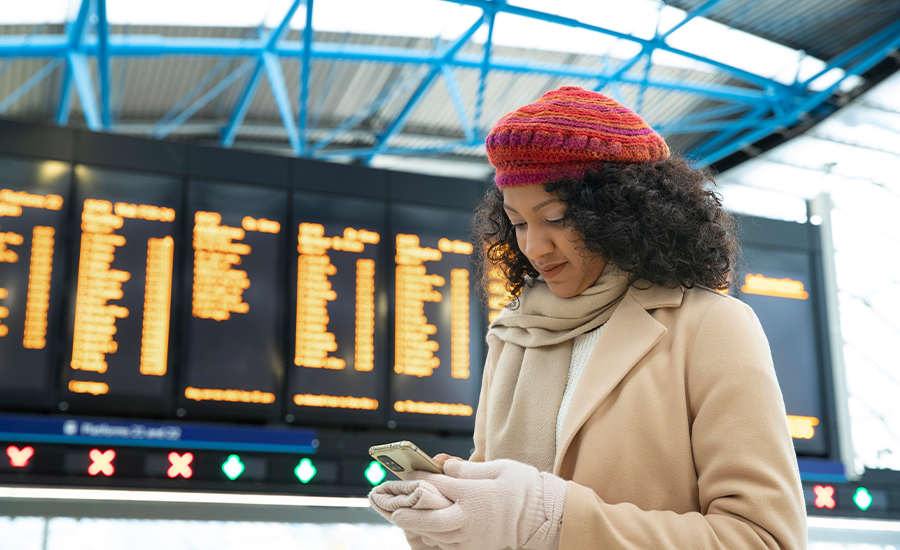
537,262,566,279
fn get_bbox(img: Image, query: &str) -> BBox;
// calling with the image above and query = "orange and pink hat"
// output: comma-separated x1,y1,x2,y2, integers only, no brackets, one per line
485,86,669,188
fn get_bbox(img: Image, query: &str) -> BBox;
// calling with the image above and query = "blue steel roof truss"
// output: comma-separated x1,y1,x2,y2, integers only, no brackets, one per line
0,0,897,167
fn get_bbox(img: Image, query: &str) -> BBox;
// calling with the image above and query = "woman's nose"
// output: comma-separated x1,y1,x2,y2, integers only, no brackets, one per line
523,226,553,260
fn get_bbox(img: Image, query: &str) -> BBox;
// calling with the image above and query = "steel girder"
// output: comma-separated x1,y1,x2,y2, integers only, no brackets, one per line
0,0,898,167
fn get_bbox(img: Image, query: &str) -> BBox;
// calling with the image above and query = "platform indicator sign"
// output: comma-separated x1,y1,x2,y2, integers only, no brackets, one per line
813,484,836,509
365,460,386,485
167,451,194,479
63,167,181,412
287,194,386,424
222,454,244,480
6,445,34,468
295,458,316,483
179,181,286,421
0,158,70,409
389,205,483,430
740,241,829,456
88,448,116,476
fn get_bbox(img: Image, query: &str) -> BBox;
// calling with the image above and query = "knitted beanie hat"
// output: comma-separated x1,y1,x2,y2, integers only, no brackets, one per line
485,86,669,188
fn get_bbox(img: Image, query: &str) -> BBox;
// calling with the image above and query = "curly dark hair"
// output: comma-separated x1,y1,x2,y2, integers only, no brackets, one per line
473,156,740,300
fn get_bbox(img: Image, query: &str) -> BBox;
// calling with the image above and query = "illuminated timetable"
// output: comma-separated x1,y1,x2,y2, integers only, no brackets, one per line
487,265,514,324
71,199,135,374
140,236,174,375
739,243,827,456
287,194,386,424
394,235,474,379
180,181,286,421
0,158,69,409
63,167,181,412
71,200,177,376
295,223,379,370
390,206,483,429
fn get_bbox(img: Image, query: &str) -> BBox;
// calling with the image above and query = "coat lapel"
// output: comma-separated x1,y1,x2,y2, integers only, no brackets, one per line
553,284,684,474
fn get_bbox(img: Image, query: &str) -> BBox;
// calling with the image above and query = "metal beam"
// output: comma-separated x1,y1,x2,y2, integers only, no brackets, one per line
221,60,264,147
0,58,64,115
697,23,900,165
0,36,791,103
150,59,255,139
691,102,770,161
439,0,792,93
68,53,102,130
441,65,475,142
474,8,495,136
266,0,302,49
262,52,301,155
97,0,111,128
800,18,900,88
151,57,231,135
662,102,751,125
55,62,74,125
310,32,349,130
595,48,646,92
655,115,769,135
369,18,510,157
310,67,427,153
658,0,731,40
298,0,314,155
69,0,92,49
321,141,468,159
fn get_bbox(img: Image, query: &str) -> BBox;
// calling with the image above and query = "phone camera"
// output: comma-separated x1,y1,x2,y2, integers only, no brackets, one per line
377,455,405,472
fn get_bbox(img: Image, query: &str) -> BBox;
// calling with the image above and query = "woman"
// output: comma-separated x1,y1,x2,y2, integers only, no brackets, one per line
370,86,806,549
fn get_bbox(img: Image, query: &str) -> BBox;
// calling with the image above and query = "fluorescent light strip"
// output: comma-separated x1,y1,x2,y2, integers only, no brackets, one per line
808,516,900,532
0,486,371,508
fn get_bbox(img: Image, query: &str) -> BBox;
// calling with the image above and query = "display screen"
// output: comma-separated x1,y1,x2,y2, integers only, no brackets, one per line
0,157,70,409
178,180,287,421
739,244,828,456
63,166,181,413
287,193,387,425
389,205,483,430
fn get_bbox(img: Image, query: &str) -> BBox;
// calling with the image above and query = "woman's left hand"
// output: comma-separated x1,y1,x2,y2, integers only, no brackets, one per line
373,458,568,550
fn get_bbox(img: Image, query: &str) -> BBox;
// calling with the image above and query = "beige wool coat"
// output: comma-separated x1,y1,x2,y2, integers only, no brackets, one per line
471,283,807,549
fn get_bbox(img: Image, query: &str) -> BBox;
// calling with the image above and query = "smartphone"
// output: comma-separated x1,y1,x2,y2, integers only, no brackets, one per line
368,440,444,480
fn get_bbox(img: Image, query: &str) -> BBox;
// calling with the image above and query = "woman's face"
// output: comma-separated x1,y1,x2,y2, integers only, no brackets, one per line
502,185,606,298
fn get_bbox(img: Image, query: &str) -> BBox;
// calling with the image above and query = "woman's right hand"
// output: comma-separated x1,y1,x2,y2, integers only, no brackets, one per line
432,453,460,467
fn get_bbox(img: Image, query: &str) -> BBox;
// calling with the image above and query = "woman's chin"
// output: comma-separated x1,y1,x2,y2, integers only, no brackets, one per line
545,281,579,299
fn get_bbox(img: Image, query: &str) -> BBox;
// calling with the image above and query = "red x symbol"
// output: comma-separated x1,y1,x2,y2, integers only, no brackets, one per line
167,452,194,479
6,446,34,468
88,449,115,476
814,484,836,509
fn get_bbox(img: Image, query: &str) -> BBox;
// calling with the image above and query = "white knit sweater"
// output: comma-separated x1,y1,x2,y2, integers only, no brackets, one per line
555,325,604,447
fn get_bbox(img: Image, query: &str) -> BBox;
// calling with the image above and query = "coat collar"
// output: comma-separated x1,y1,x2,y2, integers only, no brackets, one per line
553,283,683,474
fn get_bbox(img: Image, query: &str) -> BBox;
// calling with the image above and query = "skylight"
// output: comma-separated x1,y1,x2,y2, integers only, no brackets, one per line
2,0,860,93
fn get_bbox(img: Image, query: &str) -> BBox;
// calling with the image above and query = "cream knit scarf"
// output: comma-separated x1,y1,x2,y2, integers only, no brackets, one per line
484,265,630,473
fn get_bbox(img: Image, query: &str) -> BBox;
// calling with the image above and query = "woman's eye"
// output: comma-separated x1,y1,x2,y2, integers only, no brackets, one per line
547,218,565,226
511,221,526,229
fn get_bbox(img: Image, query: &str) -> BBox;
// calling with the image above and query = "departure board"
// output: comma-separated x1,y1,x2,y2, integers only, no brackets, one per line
390,205,483,430
0,157,70,409
287,193,387,425
63,166,181,413
179,181,287,421
739,243,828,456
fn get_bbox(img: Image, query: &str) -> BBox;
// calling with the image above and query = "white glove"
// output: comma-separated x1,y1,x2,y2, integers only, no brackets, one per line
371,459,568,550
369,480,455,549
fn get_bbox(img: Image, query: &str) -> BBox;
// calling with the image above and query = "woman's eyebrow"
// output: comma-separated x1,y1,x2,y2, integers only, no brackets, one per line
531,199,562,212
503,199,561,215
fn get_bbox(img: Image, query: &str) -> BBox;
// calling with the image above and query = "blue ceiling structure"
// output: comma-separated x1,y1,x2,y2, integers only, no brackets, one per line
0,0,899,168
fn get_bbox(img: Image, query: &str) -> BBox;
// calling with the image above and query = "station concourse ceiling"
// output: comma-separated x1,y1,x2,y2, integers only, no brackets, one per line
0,0,898,177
